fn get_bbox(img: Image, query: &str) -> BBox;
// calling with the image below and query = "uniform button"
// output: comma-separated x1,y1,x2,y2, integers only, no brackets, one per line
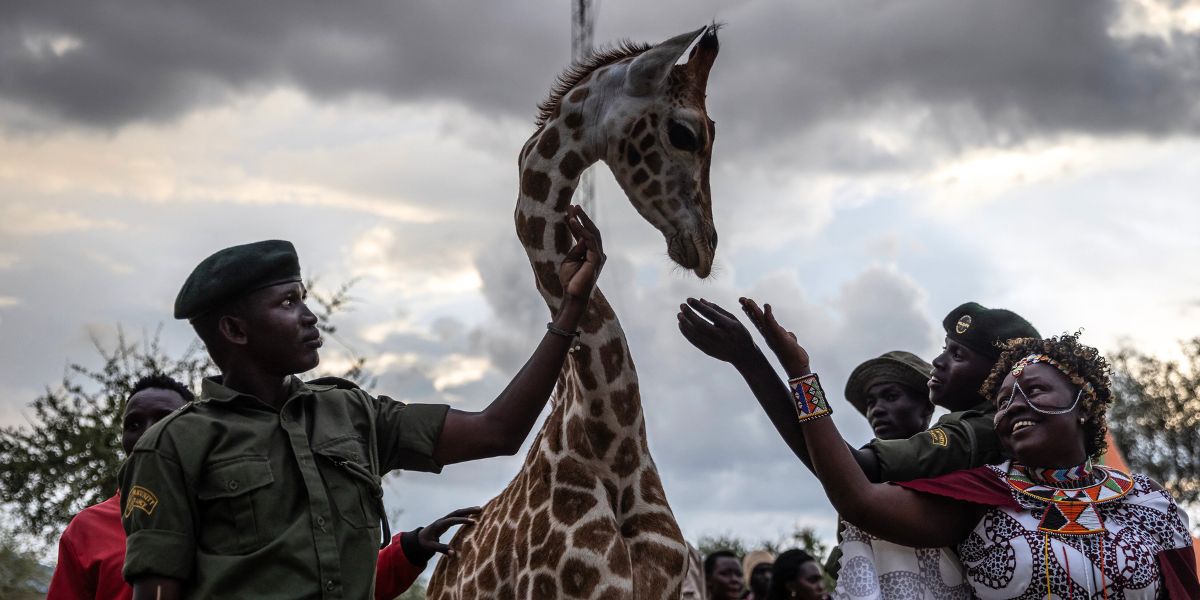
325,580,335,591
316,516,326,527
227,480,239,491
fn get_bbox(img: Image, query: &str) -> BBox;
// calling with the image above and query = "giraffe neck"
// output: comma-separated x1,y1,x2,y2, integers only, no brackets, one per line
515,114,648,472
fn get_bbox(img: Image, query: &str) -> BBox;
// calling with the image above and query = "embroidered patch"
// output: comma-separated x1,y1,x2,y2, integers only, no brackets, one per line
124,486,159,518
928,428,949,447
955,315,972,334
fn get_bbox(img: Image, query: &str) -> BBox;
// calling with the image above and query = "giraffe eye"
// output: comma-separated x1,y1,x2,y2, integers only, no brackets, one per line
667,119,700,152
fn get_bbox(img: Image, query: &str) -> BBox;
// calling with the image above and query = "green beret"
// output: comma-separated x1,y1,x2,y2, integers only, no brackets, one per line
174,240,302,320
942,302,1039,360
844,351,933,415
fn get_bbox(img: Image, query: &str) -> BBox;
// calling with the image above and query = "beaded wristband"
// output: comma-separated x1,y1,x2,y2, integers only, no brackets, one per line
546,322,582,352
789,373,832,423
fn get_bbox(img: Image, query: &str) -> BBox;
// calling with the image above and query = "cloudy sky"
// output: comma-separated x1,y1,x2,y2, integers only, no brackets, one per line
3,0,1199,554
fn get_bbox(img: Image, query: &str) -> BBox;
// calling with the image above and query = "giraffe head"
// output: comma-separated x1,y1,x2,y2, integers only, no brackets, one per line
603,26,720,278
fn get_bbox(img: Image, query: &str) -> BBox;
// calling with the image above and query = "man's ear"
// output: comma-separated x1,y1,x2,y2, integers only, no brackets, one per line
218,314,250,346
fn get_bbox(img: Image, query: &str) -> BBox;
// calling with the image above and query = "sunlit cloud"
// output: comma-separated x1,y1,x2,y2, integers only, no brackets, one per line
430,354,492,392
0,296,21,308
0,203,126,235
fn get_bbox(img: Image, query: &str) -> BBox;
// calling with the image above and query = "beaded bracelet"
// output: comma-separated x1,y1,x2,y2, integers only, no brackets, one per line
546,322,582,352
789,373,832,423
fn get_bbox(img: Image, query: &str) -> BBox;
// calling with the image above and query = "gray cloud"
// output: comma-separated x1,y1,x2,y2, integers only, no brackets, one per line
3,1,1198,168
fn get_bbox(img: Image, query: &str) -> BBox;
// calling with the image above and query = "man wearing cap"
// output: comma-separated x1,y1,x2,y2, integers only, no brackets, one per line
844,351,934,443
120,206,605,599
675,298,1037,483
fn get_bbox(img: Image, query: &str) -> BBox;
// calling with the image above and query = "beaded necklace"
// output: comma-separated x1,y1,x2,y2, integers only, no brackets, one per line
1006,461,1134,599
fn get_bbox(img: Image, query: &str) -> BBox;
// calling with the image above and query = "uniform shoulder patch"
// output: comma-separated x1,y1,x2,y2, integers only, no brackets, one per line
123,486,159,518
927,428,949,447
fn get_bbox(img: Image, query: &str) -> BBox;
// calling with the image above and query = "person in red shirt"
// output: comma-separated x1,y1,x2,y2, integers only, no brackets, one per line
375,506,481,600
48,374,193,600
48,374,480,599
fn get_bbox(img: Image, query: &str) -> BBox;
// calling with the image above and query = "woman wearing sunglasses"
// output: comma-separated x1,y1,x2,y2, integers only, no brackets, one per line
735,303,1197,599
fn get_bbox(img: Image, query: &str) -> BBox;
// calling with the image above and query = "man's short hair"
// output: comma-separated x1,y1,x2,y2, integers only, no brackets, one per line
127,374,195,409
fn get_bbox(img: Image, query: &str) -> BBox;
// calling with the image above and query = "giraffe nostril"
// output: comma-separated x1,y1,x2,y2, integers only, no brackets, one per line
709,228,718,249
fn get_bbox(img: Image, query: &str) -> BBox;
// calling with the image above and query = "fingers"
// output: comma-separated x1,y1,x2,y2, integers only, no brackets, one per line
445,506,483,519
567,205,604,257
703,299,740,321
677,303,717,333
431,517,478,533
427,541,452,555
685,298,726,325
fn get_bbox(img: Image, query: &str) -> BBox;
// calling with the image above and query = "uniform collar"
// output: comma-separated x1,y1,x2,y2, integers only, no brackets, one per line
200,375,334,406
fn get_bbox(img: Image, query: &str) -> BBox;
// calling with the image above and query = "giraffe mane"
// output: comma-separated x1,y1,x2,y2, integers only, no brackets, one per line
534,39,652,128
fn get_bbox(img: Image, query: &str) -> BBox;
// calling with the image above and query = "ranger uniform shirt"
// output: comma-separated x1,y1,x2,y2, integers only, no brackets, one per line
119,376,449,599
864,400,1002,483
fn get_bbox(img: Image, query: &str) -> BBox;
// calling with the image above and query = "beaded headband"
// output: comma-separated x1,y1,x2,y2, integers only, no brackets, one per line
1011,353,1096,400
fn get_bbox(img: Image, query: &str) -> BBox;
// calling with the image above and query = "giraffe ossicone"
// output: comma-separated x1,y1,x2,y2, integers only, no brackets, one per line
428,25,720,600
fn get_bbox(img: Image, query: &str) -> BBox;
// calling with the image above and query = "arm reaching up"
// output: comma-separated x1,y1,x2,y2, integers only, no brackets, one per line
433,206,606,465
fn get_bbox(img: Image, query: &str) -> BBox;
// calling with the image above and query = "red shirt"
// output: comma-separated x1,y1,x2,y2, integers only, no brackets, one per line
47,493,132,600
375,531,430,600
47,493,426,599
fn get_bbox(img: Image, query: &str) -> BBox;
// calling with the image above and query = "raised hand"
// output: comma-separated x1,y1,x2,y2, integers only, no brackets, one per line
739,297,811,377
417,506,482,557
676,298,761,366
558,205,606,305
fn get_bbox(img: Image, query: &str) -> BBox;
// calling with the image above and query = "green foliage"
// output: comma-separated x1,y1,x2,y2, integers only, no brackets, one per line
1108,339,1200,515
0,280,368,544
0,328,211,543
696,523,832,567
396,579,427,599
0,525,52,598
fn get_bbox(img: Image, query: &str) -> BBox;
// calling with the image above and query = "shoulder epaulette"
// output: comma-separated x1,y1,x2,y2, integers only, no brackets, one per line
306,376,361,390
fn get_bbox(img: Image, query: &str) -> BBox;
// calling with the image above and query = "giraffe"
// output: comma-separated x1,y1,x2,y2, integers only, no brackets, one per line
427,25,720,600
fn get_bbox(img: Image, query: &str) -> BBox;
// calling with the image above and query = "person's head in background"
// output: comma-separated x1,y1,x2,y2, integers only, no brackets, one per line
743,550,774,599
845,351,934,440
705,549,745,600
767,549,826,600
122,374,192,454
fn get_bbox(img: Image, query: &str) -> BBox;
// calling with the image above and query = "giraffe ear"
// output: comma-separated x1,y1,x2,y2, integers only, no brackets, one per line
624,26,707,97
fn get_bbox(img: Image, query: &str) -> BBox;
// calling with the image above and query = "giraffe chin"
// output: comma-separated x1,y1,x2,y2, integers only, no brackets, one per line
667,235,714,278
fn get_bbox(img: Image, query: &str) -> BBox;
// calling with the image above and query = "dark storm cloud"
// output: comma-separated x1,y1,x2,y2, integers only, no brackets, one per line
3,0,1198,162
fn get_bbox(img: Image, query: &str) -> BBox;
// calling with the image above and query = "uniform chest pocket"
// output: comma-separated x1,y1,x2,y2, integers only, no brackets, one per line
196,456,274,555
313,437,382,530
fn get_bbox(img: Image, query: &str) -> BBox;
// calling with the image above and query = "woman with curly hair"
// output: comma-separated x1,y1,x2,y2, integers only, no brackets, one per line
734,305,1198,599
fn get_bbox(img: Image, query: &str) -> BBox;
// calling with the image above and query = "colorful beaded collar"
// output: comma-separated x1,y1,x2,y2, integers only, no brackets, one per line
1006,462,1134,535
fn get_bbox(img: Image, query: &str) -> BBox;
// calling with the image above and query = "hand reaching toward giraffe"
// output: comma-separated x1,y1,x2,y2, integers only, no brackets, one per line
417,506,482,557
557,205,606,316
739,297,812,378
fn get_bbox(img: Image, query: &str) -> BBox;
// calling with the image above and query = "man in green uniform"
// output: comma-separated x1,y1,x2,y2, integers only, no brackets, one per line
121,206,604,599
675,298,1037,483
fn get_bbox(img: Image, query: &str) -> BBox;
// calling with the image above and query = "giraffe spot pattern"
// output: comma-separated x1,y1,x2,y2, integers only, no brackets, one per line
586,419,616,459
613,437,640,478
573,518,617,554
559,150,585,181
643,180,661,198
626,146,642,167
566,416,593,460
555,186,574,211
553,223,571,254
610,384,640,427
521,168,551,203
599,337,626,384
536,127,560,159
644,151,662,174
552,488,597,525
518,214,547,250
632,168,650,185
561,557,601,597
533,260,562,298
570,345,599,391
568,87,590,103
564,112,583,129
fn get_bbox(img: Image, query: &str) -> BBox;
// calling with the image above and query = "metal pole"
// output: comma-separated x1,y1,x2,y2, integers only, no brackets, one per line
571,0,596,218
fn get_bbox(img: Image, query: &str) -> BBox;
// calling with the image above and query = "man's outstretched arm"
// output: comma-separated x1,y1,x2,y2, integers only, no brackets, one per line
677,297,882,481
432,206,605,465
